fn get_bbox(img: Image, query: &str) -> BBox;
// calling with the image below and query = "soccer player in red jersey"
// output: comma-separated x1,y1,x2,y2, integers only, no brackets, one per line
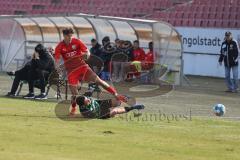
115,41,155,81
132,40,145,62
54,28,127,115
127,40,146,79
143,41,154,70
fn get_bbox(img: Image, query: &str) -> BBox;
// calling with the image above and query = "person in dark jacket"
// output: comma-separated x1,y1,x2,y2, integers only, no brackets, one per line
121,40,134,61
7,44,55,99
89,38,103,75
100,36,112,80
219,31,239,93
90,38,102,58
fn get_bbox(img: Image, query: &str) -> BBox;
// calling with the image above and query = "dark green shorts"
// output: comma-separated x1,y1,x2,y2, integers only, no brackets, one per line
96,99,112,119
80,99,112,119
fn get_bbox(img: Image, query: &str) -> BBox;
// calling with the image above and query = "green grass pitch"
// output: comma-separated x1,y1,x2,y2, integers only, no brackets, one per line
0,97,240,160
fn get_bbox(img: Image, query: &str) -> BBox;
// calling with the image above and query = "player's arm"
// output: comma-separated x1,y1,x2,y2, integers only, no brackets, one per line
54,43,62,67
83,48,91,61
218,43,224,65
78,39,90,61
233,40,239,62
54,43,63,71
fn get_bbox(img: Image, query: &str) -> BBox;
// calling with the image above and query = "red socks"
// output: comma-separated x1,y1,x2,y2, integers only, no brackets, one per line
71,96,77,108
72,102,76,108
106,86,117,95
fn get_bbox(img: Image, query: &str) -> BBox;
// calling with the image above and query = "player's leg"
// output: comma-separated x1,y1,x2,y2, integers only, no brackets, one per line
69,85,79,115
68,66,98,115
110,98,121,107
109,104,145,117
84,67,128,102
95,76,128,102
68,72,80,115
109,98,144,117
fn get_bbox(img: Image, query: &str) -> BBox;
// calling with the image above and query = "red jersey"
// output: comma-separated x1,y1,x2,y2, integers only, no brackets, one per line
145,50,154,63
133,48,145,62
143,50,154,70
55,38,88,74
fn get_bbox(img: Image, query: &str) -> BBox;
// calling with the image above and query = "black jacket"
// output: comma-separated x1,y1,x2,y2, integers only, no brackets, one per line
219,39,239,67
122,47,134,61
101,47,113,72
31,49,55,73
90,43,102,58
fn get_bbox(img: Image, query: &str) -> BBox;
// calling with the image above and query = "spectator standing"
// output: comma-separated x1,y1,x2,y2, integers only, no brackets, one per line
219,31,239,93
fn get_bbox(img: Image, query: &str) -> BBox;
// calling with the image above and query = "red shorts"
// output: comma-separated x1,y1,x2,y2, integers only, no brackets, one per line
67,65,97,86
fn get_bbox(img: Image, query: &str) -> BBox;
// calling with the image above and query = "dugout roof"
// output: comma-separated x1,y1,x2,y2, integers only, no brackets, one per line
0,14,183,84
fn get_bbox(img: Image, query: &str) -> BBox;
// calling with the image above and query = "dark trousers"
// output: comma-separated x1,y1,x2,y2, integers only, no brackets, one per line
10,65,49,94
28,69,49,93
10,65,29,94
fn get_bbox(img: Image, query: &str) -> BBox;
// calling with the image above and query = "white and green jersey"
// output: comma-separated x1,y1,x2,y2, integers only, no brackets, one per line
79,97,100,118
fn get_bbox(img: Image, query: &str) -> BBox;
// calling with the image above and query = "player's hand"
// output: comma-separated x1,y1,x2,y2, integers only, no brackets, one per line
82,50,90,61
35,52,40,59
219,61,222,66
32,52,35,59
32,52,39,59
82,54,88,61
116,94,128,103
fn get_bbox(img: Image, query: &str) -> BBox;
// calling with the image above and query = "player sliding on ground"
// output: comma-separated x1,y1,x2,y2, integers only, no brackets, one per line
76,94,145,119
54,28,127,115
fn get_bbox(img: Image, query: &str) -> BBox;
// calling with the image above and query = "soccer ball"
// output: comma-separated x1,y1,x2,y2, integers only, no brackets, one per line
213,104,226,116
